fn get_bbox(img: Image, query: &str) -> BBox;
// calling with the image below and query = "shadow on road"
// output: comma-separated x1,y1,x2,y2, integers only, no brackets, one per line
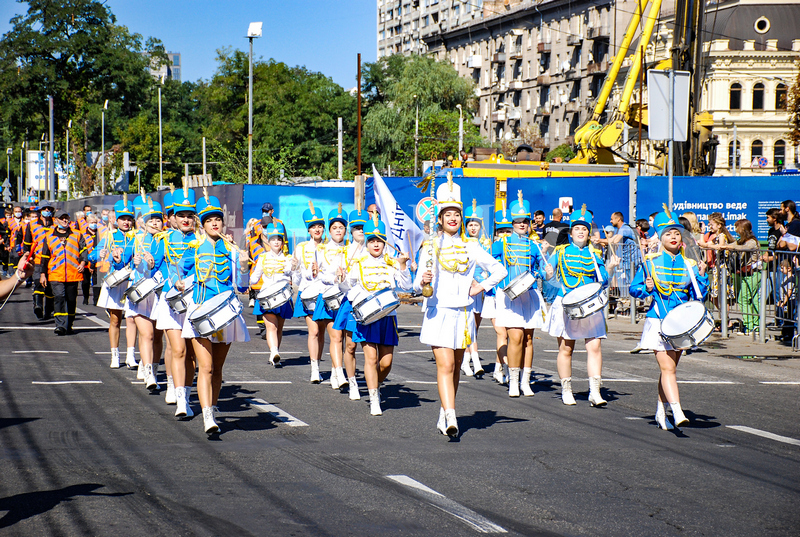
0,483,132,528
458,410,528,436
0,417,40,430
382,384,436,411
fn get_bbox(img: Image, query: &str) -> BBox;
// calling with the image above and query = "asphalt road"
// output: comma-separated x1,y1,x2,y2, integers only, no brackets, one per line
1,291,799,536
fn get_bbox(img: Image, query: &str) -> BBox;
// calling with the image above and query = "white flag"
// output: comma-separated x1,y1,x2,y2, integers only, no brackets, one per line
372,165,425,256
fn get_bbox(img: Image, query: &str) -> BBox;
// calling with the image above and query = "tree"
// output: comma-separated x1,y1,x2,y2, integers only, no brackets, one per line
788,67,800,165
545,143,576,163
0,0,167,193
361,55,486,173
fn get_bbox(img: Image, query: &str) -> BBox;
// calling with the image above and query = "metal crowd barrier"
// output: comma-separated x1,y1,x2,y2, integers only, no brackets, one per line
768,249,799,350
604,241,644,324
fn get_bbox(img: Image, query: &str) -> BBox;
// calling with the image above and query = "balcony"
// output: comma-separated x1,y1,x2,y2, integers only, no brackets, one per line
535,105,551,116
508,47,523,60
491,53,506,63
588,26,610,40
467,55,483,69
507,107,522,120
565,68,580,80
537,42,552,53
565,100,581,112
509,79,524,90
567,34,583,46
491,109,507,122
536,74,551,85
586,60,609,75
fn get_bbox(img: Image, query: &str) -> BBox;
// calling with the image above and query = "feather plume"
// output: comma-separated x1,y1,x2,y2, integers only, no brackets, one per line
203,187,209,202
502,198,507,219
123,192,128,206
338,202,342,215
581,203,587,217
517,189,523,206
662,202,672,219
182,176,188,197
372,212,380,226
169,184,175,194
447,171,453,191
472,198,477,212
308,201,315,213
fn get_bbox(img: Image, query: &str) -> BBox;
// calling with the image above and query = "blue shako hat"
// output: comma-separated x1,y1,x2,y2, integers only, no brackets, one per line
172,181,197,214
494,199,512,230
328,203,348,228
113,193,135,219
349,208,368,229
262,221,286,239
569,204,592,229
196,188,224,223
508,190,531,221
464,199,484,224
133,194,148,219
653,204,683,238
363,212,387,242
142,199,163,222
163,190,174,216
302,201,325,229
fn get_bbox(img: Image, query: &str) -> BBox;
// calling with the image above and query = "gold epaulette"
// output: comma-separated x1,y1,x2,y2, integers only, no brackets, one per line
383,254,397,267
553,243,568,254
645,251,661,261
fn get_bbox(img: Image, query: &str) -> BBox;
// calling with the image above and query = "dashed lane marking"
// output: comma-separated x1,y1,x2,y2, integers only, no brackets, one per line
386,475,507,534
223,380,292,384
727,425,800,447
76,308,110,328
760,381,800,385
250,351,302,355
14,350,68,354
677,380,740,385
32,381,102,385
246,398,308,427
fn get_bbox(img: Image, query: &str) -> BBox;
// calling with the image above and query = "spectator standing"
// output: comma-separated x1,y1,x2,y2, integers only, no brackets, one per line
719,219,760,334
81,213,99,305
775,259,797,342
542,208,569,247
777,200,800,251
532,210,546,238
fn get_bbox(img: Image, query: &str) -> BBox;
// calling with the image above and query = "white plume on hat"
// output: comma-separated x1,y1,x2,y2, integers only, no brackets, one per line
436,172,462,213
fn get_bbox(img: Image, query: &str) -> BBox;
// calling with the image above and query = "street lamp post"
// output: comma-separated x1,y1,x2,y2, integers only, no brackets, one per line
246,22,263,185
158,75,164,188
413,94,419,176
456,104,464,154
101,99,108,193
19,141,24,203
6,148,11,200
66,119,72,199
48,96,54,199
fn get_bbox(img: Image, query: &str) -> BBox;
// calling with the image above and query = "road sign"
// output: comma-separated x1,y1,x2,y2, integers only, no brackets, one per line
3,187,11,203
2,179,10,188
415,197,434,222
647,70,691,142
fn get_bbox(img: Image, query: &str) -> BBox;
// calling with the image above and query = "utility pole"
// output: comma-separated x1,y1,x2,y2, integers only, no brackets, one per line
246,22,262,184
49,96,54,199
19,141,24,203
101,99,108,193
414,94,419,176
357,53,362,176
158,78,163,188
337,117,343,180
202,136,207,179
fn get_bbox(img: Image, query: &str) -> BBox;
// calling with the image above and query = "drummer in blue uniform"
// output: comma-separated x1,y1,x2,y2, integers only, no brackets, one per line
175,189,250,434
152,182,197,418
319,205,350,390
630,207,709,430
122,195,166,391
93,194,137,369
341,213,411,416
542,204,615,407
463,199,492,378
333,205,369,401
490,202,513,384
250,220,296,366
492,190,547,397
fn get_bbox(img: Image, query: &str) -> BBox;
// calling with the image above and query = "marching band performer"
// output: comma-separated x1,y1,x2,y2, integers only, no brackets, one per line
319,205,349,390
490,204,513,384
93,195,138,369
630,208,709,430
463,200,492,378
122,196,165,391
250,220,296,365
414,175,507,437
492,191,547,397
332,206,369,400
176,191,250,434
293,202,330,383
153,183,197,418
543,205,614,407
340,213,411,416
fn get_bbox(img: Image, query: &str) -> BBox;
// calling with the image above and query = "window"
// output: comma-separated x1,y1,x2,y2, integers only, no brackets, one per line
728,140,741,168
776,83,788,110
753,83,764,110
729,83,742,110
422,15,428,27
774,140,786,170
751,140,763,162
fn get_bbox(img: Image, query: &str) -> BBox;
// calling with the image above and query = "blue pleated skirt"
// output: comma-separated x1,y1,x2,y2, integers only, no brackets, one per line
333,298,358,332
352,315,399,346
293,293,332,321
255,297,295,319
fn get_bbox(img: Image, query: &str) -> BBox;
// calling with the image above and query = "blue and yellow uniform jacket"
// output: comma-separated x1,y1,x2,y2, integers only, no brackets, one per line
629,250,710,319
151,229,196,293
122,231,161,284
178,234,248,303
89,228,135,273
492,233,543,290
543,241,608,298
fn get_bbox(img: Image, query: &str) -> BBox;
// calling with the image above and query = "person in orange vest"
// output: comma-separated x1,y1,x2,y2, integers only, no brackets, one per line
81,212,99,305
38,209,87,335
6,206,24,280
0,204,11,277
24,205,55,320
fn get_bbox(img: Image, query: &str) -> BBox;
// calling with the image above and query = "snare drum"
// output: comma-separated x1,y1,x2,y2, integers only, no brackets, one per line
659,301,714,350
352,288,400,325
104,266,133,288
562,282,607,319
257,281,292,311
125,272,164,304
165,275,195,314
503,271,536,300
188,290,243,337
300,295,318,312
322,286,344,311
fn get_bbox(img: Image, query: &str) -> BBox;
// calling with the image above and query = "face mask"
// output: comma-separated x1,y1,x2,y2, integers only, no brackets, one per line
86,211,92,216
42,210,52,217
89,223,97,230
57,222,68,230
102,215,109,223
14,212,21,218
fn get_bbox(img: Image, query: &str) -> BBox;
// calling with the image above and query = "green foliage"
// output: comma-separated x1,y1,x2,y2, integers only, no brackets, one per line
117,113,184,191
788,68,800,148
545,143,576,163
211,142,297,184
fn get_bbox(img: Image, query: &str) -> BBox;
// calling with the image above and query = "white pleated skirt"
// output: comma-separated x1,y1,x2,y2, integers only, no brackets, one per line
481,293,496,319
419,305,475,349
154,292,190,331
494,288,547,329
97,282,128,311
637,317,675,352
470,291,483,315
544,296,607,340
181,303,250,344
124,292,159,320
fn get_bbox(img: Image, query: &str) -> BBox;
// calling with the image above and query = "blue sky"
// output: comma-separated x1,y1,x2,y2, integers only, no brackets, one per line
0,0,377,89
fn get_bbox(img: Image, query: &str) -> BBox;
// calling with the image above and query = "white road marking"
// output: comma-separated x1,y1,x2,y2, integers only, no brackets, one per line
250,351,302,355
403,380,438,385
717,444,737,448
223,380,292,384
396,325,422,329
95,351,139,355
0,326,97,330
544,349,586,353
247,398,308,427
604,379,650,383
32,381,102,385
677,380,740,385
13,350,68,354
625,417,646,420
76,308,110,328
727,426,800,447
386,475,507,534
760,381,800,385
